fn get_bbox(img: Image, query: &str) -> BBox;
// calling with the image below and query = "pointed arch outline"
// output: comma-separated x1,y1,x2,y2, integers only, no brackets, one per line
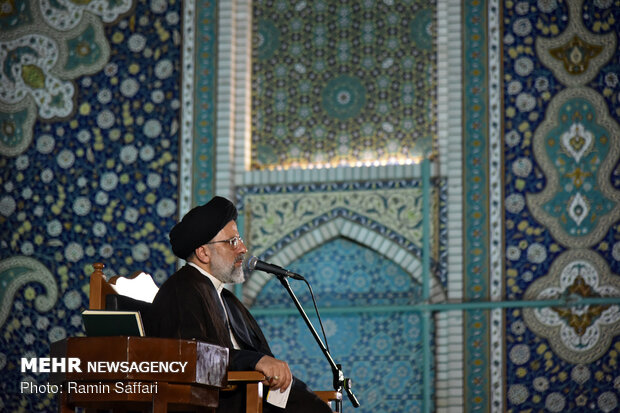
242,216,447,306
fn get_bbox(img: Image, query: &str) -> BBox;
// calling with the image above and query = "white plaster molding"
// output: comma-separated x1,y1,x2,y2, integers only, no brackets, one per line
437,0,464,411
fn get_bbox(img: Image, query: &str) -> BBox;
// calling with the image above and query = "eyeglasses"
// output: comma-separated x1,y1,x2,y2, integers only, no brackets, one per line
207,235,244,248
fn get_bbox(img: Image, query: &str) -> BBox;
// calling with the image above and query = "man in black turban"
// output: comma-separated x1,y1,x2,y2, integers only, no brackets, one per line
151,196,332,413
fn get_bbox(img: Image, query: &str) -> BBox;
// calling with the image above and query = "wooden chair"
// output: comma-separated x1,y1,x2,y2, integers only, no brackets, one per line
88,263,341,413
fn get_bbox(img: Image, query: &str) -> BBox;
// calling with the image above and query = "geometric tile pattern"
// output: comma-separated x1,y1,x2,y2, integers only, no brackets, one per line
253,238,426,413
251,0,436,169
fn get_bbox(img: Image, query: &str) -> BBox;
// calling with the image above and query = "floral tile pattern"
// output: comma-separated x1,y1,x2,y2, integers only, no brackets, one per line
502,1,620,411
0,1,182,410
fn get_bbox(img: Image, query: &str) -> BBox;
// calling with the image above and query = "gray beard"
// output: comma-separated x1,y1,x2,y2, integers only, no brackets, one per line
211,256,245,284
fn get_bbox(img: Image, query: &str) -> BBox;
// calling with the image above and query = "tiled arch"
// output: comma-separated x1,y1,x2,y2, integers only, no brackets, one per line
242,216,447,307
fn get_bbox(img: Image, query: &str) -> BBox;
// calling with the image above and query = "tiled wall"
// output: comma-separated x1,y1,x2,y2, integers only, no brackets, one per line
4,1,619,413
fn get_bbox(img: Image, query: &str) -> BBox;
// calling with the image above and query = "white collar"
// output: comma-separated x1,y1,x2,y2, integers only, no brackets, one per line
188,262,224,294
188,262,241,349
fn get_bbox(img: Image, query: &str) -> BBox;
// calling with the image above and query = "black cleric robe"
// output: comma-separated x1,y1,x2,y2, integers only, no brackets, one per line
150,265,332,413
150,264,272,370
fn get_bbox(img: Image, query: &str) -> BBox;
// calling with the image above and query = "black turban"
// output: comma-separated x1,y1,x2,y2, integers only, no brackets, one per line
169,196,238,259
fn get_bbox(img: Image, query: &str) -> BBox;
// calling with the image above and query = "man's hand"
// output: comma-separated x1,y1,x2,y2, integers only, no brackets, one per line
255,355,292,392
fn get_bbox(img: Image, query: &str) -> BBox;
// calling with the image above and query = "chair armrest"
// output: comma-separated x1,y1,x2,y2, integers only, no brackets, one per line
315,390,342,404
226,371,266,413
227,371,266,382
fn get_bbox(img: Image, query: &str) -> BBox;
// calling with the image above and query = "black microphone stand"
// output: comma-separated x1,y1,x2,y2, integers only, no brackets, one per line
275,275,360,411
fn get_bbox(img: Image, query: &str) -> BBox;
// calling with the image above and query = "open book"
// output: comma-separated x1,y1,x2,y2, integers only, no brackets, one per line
82,310,145,337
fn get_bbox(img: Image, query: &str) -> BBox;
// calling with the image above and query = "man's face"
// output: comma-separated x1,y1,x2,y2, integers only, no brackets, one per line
207,221,247,284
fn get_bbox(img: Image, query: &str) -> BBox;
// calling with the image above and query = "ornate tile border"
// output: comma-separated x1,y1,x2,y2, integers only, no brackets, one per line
462,0,493,410
488,0,503,411
180,0,196,215
235,179,448,306
180,0,217,212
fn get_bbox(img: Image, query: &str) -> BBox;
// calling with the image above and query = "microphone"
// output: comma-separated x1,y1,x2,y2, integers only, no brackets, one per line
245,256,305,280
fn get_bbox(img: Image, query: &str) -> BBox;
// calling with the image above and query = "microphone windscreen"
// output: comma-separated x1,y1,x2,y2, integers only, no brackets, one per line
245,256,258,271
